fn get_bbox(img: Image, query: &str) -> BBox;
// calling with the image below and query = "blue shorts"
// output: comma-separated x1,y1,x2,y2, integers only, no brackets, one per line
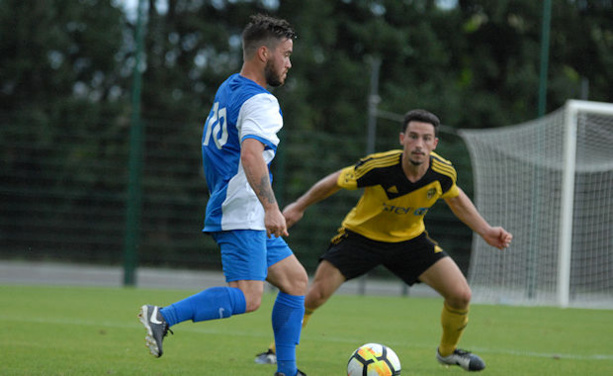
211,230,293,283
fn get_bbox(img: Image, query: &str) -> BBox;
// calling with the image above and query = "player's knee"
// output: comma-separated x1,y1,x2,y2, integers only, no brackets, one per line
283,266,309,296
271,258,309,296
306,285,332,308
291,269,309,295
244,294,263,313
240,288,264,312
460,288,472,307
447,287,471,309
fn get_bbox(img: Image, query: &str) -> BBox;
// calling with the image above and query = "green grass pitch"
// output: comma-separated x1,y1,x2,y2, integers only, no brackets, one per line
1,285,612,375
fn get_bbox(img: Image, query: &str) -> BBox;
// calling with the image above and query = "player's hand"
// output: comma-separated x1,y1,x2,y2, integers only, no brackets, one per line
265,208,289,238
482,226,513,250
282,202,304,228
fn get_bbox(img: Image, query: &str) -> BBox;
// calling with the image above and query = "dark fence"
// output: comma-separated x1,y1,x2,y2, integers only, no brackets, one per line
0,114,474,278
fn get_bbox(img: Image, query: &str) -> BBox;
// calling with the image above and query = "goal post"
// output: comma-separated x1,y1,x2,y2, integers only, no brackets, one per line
459,100,613,309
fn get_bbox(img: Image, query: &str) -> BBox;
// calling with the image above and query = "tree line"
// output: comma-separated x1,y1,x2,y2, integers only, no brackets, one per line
1,0,612,269
3,1,612,132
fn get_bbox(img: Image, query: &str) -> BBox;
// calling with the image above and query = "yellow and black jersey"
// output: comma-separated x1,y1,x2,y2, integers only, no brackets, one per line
336,150,459,243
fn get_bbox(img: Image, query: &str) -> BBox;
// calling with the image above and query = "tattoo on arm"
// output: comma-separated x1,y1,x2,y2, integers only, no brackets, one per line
254,174,277,206
241,139,277,208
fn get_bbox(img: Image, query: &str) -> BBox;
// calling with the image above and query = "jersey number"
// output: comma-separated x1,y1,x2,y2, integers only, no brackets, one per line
203,102,228,149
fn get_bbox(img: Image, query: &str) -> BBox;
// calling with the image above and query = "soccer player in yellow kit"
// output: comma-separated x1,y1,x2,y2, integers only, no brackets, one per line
255,109,512,371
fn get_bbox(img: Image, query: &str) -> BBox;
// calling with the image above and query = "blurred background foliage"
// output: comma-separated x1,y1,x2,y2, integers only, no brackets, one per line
1,0,612,278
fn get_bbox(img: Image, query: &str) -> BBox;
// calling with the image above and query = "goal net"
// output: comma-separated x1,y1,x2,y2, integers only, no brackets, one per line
459,100,613,309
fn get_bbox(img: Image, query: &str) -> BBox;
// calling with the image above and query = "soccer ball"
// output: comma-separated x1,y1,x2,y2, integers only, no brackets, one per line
347,343,401,376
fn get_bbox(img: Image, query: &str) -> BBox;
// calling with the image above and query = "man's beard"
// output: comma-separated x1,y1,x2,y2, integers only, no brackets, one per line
265,60,283,87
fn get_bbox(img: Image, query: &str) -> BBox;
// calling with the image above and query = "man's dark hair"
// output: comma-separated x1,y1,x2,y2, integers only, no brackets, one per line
242,14,296,58
402,109,441,136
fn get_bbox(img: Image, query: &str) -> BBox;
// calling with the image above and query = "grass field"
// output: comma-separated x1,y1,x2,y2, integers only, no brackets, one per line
1,285,612,375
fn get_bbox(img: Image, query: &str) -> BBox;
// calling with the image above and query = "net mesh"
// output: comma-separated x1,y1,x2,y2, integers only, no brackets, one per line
459,101,613,308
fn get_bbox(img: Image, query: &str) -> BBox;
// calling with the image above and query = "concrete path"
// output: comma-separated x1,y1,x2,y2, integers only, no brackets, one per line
0,260,437,298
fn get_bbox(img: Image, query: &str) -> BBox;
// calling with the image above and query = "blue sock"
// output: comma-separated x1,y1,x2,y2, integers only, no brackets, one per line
160,287,246,327
272,292,305,376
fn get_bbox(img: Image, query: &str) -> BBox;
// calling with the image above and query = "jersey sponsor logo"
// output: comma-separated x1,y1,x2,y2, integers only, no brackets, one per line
414,207,429,216
382,203,429,216
203,102,228,150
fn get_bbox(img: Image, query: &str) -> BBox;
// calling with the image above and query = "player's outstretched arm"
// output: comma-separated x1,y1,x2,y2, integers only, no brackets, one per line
283,170,342,228
444,187,512,250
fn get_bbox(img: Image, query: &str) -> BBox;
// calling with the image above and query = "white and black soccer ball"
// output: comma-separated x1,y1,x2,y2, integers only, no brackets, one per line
347,343,401,376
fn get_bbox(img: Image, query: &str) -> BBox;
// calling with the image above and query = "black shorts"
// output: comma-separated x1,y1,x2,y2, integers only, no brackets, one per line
321,228,448,286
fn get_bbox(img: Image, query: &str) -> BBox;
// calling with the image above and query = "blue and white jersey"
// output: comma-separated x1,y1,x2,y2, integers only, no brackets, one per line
202,73,283,232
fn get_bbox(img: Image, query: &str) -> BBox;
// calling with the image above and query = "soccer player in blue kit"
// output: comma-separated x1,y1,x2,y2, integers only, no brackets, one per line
138,14,308,376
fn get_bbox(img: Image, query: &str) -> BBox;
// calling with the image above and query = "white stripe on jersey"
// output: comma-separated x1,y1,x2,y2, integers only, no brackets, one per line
238,93,282,149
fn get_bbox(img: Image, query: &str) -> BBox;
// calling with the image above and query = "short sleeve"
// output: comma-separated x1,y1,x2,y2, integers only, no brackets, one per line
238,93,282,149
337,166,359,190
441,183,460,199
